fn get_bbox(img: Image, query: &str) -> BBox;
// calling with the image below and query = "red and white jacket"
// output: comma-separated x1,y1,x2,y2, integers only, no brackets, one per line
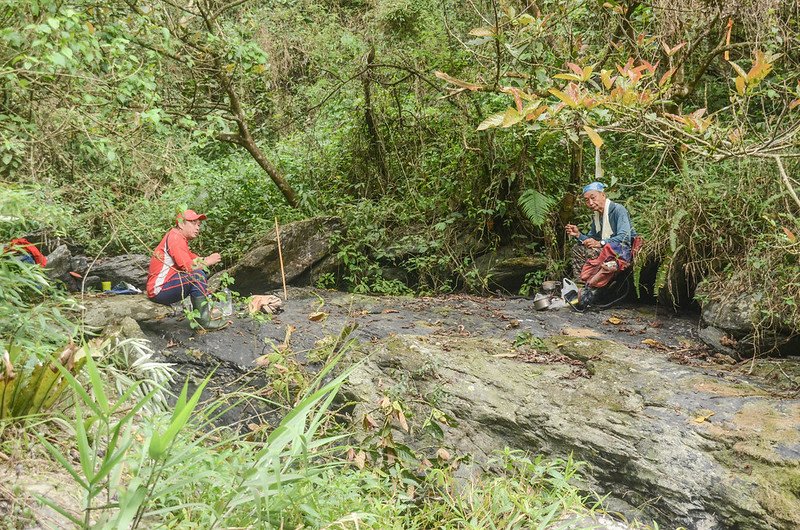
146,228,198,298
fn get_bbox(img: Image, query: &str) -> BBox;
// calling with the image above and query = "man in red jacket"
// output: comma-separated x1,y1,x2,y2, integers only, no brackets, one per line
146,209,226,329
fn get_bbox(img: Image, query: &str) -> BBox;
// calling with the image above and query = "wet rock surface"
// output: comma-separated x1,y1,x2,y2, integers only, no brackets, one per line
97,288,799,529
211,216,342,295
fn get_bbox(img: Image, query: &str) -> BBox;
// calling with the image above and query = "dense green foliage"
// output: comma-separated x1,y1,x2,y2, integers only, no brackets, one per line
1,2,798,324
3,2,798,525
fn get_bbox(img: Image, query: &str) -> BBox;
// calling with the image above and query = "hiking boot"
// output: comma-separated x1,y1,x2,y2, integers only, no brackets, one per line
190,295,229,331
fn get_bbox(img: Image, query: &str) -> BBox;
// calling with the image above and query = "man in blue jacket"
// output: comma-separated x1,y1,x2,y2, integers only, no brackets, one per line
565,181,637,279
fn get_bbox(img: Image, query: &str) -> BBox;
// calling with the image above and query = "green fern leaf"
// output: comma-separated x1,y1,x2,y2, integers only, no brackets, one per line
518,190,556,227
669,209,688,252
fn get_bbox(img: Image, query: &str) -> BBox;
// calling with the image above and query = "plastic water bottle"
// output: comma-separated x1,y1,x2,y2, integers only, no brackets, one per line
221,288,233,316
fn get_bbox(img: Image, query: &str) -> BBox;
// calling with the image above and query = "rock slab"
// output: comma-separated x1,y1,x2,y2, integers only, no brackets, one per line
344,334,800,530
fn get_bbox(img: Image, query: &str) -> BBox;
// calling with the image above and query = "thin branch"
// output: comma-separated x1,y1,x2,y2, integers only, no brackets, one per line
774,156,800,211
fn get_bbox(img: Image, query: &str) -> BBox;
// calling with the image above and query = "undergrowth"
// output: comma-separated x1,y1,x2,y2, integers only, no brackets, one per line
634,159,800,350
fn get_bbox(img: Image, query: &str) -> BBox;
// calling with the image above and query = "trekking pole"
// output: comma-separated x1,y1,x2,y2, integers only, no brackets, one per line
275,217,288,301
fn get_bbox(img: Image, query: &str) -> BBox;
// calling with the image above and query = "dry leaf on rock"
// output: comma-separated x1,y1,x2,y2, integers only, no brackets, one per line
642,338,667,350
691,409,716,423
607,316,622,325
308,311,327,322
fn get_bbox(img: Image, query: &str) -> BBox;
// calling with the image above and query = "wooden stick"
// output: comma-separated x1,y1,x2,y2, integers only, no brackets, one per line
275,217,288,301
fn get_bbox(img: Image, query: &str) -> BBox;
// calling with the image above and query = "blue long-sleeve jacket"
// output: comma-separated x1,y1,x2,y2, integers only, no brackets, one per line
577,201,637,246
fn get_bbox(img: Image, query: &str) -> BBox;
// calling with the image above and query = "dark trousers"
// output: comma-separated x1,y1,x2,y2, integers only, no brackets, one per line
150,270,208,306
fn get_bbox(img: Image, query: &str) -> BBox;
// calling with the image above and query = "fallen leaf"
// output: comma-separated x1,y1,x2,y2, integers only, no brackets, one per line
436,448,451,461
382,308,399,314
308,311,327,322
397,409,409,433
354,450,366,469
363,414,379,430
691,409,715,423
641,338,667,350
607,316,622,325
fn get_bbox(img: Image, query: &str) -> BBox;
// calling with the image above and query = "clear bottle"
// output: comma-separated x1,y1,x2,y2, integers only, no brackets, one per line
221,288,233,316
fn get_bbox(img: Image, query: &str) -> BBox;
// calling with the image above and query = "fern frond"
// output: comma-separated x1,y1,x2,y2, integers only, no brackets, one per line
519,190,556,227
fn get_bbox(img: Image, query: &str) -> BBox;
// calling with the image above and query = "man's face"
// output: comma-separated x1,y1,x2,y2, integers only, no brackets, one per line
178,219,202,240
583,191,606,212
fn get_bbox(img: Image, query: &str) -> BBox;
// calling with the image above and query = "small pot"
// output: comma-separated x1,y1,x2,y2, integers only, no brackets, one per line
533,295,551,311
541,280,560,292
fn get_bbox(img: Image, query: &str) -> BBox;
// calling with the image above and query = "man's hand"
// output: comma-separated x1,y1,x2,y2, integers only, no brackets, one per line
565,224,580,238
204,252,222,266
582,238,602,249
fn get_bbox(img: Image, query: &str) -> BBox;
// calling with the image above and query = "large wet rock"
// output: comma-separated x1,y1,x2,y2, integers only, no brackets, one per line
212,217,342,295
44,244,72,279
89,254,150,289
698,282,798,356
80,294,171,329
344,333,800,530
474,245,548,293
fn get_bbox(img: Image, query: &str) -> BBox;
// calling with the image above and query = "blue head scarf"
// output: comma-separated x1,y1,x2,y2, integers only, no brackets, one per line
582,181,606,194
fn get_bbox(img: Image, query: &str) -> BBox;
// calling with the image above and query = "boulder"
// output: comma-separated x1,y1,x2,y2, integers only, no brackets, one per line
89,254,150,289
212,217,342,295
44,244,72,279
80,294,171,329
474,245,548,293
343,334,800,530
698,284,798,356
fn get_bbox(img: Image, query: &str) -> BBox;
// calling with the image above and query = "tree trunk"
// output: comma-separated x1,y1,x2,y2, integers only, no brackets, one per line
557,138,584,247
215,61,300,209
362,46,389,192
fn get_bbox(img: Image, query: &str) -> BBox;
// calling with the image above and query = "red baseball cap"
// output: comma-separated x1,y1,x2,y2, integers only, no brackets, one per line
176,209,207,224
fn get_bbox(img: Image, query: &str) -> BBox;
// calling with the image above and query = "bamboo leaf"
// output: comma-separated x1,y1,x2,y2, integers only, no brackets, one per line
735,76,746,96
728,61,748,80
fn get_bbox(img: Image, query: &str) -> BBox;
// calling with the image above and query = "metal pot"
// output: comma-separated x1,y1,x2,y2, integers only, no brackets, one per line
533,294,551,311
541,280,560,292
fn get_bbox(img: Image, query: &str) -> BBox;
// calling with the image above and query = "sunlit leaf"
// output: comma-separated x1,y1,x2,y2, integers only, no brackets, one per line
434,71,481,91
469,27,495,37
553,73,582,81
501,107,522,127
549,88,577,107
583,125,604,148
735,76,746,96
477,112,505,131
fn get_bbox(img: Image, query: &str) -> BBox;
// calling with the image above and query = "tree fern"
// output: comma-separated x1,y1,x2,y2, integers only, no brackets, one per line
518,190,556,227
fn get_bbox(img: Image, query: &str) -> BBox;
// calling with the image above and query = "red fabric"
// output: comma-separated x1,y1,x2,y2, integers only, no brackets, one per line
7,238,47,267
580,236,645,289
146,228,199,298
